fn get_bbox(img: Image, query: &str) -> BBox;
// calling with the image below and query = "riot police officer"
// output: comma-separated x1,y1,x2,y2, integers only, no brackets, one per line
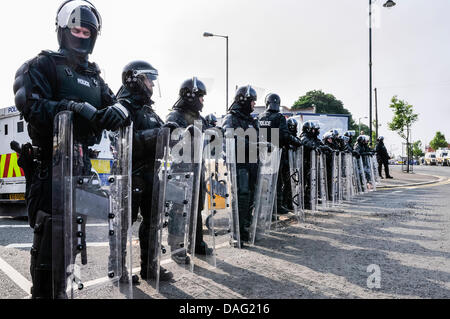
116,61,173,283
258,94,301,215
344,131,359,157
322,131,339,199
165,77,213,259
13,0,129,298
205,114,218,128
355,135,375,187
300,121,331,209
222,86,259,246
376,136,393,179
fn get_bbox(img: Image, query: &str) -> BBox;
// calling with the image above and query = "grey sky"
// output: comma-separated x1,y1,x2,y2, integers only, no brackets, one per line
1,0,449,156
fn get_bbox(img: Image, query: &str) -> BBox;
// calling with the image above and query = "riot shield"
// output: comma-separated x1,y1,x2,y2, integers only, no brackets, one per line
372,154,380,183
366,155,377,191
317,153,328,210
353,157,363,195
52,111,133,299
330,152,339,205
309,149,318,212
288,147,304,222
198,130,241,268
249,144,282,245
149,127,203,292
342,153,353,201
362,155,375,192
337,152,343,203
358,156,368,193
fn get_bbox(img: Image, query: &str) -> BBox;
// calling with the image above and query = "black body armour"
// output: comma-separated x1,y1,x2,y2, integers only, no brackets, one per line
119,94,164,174
52,55,102,146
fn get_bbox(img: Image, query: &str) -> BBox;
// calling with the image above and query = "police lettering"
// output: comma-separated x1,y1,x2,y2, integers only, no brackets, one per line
259,121,271,127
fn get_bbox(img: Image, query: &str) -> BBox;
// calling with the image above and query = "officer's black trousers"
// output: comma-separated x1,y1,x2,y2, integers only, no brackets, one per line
378,159,390,178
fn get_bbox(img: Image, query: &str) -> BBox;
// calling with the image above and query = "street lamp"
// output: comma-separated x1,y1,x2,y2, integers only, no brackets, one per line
383,0,396,8
369,0,396,146
203,32,229,114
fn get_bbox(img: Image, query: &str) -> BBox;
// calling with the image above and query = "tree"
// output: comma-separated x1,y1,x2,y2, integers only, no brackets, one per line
388,95,419,172
292,90,364,135
429,131,448,151
411,140,425,159
388,96,419,141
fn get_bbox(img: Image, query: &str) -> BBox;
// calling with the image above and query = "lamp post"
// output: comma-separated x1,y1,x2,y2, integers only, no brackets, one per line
369,0,396,146
203,32,229,114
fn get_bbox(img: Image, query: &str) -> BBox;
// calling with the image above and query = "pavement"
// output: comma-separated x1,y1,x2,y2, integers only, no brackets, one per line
376,165,445,189
1,165,449,300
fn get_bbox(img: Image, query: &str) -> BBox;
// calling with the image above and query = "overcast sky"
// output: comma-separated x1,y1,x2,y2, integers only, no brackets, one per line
1,0,449,156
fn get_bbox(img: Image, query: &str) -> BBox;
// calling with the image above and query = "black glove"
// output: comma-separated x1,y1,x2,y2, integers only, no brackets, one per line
97,103,129,131
163,121,180,133
185,124,202,137
319,145,333,154
290,136,302,148
65,101,98,123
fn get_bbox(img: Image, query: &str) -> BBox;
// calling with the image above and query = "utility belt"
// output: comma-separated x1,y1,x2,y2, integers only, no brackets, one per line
11,141,51,182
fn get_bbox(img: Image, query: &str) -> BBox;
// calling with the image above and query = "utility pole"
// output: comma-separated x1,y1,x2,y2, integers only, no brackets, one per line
375,87,379,141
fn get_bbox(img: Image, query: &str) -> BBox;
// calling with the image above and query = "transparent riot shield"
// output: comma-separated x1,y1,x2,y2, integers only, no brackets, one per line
342,153,353,201
308,149,318,212
366,155,377,191
249,145,282,245
317,153,328,210
288,147,304,222
52,111,133,299
198,130,240,268
149,127,203,292
372,154,380,183
330,152,339,205
353,157,363,195
358,156,368,193
337,152,343,203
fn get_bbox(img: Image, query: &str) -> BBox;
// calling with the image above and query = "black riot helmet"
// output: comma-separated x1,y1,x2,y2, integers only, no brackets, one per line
175,77,207,112
312,122,321,138
357,135,365,145
122,60,158,104
232,85,257,115
56,1,102,57
287,118,298,135
265,93,281,112
344,130,356,138
323,131,333,142
302,120,319,137
205,114,218,127
329,129,340,139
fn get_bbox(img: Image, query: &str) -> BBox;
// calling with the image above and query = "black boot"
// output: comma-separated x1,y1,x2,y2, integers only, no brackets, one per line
141,265,174,282
277,205,290,215
195,241,214,256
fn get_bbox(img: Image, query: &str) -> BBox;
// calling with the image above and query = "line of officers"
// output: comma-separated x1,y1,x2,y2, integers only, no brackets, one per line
11,1,379,299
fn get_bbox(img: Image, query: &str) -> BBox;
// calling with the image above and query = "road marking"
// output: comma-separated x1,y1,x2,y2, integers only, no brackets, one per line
0,223,108,229
6,238,140,249
0,256,32,296
77,267,142,289
6,242,110,249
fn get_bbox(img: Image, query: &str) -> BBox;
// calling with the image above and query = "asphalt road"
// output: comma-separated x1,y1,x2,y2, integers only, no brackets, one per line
0,165,449,299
